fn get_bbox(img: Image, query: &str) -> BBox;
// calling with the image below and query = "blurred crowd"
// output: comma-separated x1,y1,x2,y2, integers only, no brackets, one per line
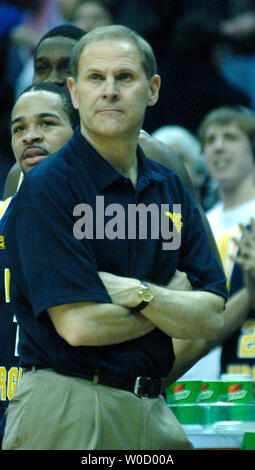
1,0,255,213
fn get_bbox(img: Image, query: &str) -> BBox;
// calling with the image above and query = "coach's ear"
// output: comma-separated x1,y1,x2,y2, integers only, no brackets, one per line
147,74,161,107
67,77,79,110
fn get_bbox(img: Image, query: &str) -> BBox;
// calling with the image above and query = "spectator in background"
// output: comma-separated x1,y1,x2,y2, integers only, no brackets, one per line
216,221,255,379
70,0,114,32
201,106,255,239
213,1,255,110
109,0,190,64
14,0,71,97
14,1,114,98
55,0,83,22
234,219,255,314
0,1,25,196
10,1,63,93
180,105,255,380
0,0,63,198
149,1,255,112
32,24,85,88
3,23,85,199
143,11,251,135
152,125,216,209
10,0,62,52
164,220,255,385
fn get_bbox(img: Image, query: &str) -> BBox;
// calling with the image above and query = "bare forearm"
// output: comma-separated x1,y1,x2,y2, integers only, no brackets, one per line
207,288,250,347
48,301,155,347
162,288,251,388
141,284,224,339
161,338,209,389
99,271,225,339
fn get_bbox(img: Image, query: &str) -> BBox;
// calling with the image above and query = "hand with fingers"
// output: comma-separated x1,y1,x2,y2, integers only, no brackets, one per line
232,218,255,307
232,218,255,278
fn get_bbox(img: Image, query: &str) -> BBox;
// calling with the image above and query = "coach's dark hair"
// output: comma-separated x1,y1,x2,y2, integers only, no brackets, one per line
14,82,78,129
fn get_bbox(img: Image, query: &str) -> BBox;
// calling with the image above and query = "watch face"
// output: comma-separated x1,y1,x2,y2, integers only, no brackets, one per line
143,289,154,302
139,283,154,302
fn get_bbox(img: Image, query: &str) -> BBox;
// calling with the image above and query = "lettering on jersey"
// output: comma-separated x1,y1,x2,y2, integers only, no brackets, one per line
227,364,255,380
13,315,20,357
0,235,5,249
0,367,23,401
4,268,10,303
238,320,255,359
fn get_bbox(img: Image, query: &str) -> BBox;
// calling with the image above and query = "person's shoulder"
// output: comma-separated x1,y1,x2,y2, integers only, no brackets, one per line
143,153,196,215
144,152,176,178
139,130,193,191
143,148,191,194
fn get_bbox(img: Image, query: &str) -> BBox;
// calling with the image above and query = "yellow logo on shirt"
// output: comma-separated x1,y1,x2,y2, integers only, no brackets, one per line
0,235,6,249
165,211,183,233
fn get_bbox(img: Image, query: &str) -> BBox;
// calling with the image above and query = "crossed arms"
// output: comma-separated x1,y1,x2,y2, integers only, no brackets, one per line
48,270,225,347
48,220,255,386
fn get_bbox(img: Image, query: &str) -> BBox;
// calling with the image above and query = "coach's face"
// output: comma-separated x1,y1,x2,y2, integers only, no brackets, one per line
11,90,73,173
67,38,160,143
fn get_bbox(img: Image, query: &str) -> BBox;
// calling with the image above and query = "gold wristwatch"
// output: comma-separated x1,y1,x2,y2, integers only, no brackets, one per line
130,281,154,313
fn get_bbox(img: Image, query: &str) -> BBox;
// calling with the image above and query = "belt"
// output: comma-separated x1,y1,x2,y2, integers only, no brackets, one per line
24,366,162,398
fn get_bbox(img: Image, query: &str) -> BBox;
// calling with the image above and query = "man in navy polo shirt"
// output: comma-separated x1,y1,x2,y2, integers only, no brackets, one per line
2,25,227,450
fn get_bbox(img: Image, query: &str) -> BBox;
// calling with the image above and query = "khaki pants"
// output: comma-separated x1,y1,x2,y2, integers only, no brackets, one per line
2,369,193,450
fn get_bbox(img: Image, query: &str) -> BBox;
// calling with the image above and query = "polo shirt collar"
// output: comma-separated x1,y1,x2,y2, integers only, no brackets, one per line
71,127,167,191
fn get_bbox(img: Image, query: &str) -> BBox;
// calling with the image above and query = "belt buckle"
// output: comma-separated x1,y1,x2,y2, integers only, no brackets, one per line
134,376,160,398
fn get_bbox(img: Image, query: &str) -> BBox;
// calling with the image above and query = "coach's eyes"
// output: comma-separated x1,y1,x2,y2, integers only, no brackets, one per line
87,72,135,82
88,73,104,81
116,72,134,82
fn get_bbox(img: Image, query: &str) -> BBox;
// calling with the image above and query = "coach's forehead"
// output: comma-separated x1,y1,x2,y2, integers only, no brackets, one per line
78,38,144,73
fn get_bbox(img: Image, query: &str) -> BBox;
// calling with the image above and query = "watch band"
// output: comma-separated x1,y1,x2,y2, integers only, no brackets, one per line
129,300,149,313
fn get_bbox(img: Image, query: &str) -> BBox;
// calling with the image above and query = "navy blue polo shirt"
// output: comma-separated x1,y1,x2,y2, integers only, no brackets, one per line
4,128,228,379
